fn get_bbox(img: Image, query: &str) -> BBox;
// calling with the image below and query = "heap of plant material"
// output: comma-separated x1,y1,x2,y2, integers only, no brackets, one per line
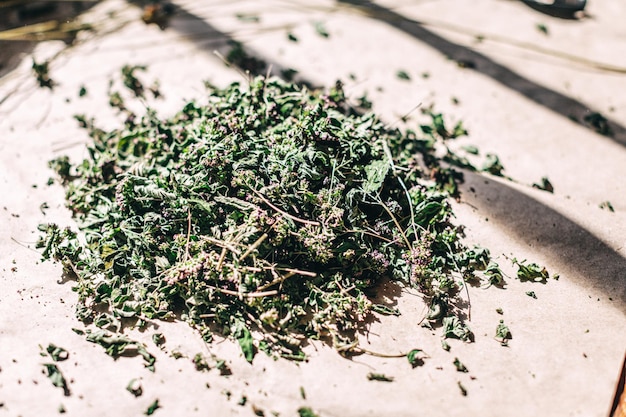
39,76,503,361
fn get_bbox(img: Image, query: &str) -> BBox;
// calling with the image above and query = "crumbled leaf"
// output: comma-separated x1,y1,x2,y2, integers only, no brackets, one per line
43,364,70,396
32,59,54,89
482,153,504,176
453,357,468,372
152,333,165,347
599,201,615,212
126,378,143,397
287,32,298,42
512,258,550,283
525,291,537,299
299,386,306,399
396,70,411,81
495,308,503,315
371,303,400,316
407,349,426,368
313,21,329,38
236,13,260,23
367,372,394,382
532,177,554,193
46,344,69,361
78,85,87,97
238,396,247,406
441,339,451,351
536,23,549,35
484,262,505,287
495,319,512,346
457,381,467,396
584,112,612,136
298,407,320,417
442,316,472,341
58,404,66,414
85,330,155,371
145,399,160,415
462,145,479,155
193,353,210,371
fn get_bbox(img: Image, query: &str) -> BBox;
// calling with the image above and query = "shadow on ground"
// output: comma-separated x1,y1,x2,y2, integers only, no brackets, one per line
338,0,626,148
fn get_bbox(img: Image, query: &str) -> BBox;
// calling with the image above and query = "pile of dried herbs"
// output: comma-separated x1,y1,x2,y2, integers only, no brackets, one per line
39,75,505,362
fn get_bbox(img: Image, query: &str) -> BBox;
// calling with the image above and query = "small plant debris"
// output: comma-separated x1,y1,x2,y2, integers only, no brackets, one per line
45,344,69,361
457,381,467,396
313,21,330,38
453,357,468,372
32,59,54,89
396,70,411,81
512,258,551,283
367,372,394,382
599,201,615,212
526,291,537,299
407,349,427,368
536,23,549,35
298,407,320,417
532,177,554,193
145,399,160,415
127,378,143,397
495,320,512,346
584,112,612,136
42,363,70,396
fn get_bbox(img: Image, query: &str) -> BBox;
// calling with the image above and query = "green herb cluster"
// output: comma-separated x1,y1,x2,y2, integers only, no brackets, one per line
39,75,505,361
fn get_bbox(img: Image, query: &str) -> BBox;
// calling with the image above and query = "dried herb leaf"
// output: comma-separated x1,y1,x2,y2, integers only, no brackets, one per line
495,319,512,346
407,349,426,368
43,363,70,396
46,344,69,361
442,316,472,341
453,357,468,372
145,399,160,415
367,372,394,382
126,378,143,397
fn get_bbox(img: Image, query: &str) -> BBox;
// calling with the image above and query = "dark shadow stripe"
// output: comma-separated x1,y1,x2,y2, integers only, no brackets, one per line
337,0,626,147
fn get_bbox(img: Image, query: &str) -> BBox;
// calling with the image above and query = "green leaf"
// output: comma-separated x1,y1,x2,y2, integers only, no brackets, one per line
512,258,550,283
525,290,537,299
482,153,504,176
298,407,320,417
233,322,256,363
442,316,472,341
407,349,426,368
145,399,160,415
362,159,390,194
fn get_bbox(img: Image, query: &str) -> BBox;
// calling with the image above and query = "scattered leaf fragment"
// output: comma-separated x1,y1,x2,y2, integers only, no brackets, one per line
396,70,411,81
457,381,467,396
46,344,69,361
193,353,210,371
495,320,512,346
536,23,549,35
298,407,320,417
599,201,615,212
43,363,70,396
127,378,143,397
532,177,554,193
407,349,426,368
525,291,537,299
453,357,468,373
367,372,394,382
299,386,306,399
236,13,260,23
442,316,472,341
145,399,160,415
313,21,329,38
512,258,550,283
